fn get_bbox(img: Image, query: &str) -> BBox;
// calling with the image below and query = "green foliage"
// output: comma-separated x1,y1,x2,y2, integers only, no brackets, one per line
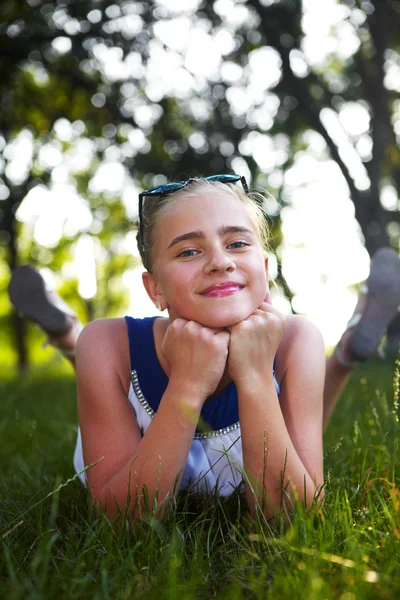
1,359,400,598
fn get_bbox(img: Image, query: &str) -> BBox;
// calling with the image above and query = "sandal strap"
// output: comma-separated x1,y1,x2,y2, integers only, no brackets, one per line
345,312,362,331
334,343,359,368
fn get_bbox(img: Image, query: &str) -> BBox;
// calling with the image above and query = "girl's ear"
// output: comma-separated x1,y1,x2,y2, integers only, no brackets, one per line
142,272,168,311
264,256,269,282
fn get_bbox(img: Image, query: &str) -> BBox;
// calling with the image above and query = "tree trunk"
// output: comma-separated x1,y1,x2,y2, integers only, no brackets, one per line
5,192,28,374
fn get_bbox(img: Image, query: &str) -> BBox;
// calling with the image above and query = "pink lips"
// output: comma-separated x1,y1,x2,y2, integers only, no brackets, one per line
202,283,244,297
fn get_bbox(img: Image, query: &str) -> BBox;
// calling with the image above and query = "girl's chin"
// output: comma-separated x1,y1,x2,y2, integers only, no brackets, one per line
171,308,256,329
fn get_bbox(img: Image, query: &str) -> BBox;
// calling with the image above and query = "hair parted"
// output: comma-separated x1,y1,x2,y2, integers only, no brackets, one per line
136,178,271,273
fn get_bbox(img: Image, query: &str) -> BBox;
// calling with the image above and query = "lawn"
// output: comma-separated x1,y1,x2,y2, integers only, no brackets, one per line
1,353,400,599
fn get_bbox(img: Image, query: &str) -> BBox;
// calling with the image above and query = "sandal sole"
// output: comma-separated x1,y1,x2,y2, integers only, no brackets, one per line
8,266,72,335
349,248,400,360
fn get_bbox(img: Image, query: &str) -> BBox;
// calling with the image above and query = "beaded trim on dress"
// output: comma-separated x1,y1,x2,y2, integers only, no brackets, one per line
130,370,240,440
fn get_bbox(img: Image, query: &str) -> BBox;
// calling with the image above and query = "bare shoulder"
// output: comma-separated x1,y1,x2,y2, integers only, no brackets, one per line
76,317,131,395
275,314,325,384
77,316,128,345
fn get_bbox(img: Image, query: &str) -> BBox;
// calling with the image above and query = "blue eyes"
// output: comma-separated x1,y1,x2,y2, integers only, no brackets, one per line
178,249,198,258
177,241,249,258
229,241,249,249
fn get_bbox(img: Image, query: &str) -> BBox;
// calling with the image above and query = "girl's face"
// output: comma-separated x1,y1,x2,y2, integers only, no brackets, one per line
143,190,269,328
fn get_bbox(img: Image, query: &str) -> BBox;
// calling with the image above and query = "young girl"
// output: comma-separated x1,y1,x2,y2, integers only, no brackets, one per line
8,174,400,522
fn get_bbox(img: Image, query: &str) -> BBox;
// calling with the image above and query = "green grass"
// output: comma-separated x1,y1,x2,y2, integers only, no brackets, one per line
1,357,400,599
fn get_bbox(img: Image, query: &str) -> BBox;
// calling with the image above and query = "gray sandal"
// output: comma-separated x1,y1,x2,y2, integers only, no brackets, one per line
336,247,400,366
8,265,81,356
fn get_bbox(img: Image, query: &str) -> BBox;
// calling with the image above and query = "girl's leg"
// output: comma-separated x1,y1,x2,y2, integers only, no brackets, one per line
8,265,82,371
44,323,81,370
323,248,400,429
323,339,357,429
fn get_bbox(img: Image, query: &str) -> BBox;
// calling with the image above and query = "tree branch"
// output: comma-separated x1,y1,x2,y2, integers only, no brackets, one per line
247,0,367,208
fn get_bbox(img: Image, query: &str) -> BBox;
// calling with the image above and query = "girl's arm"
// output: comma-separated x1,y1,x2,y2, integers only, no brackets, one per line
76,318,229,520
229,308,325,519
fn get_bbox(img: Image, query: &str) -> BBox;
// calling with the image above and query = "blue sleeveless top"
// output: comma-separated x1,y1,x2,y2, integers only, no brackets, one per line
124,316,280,433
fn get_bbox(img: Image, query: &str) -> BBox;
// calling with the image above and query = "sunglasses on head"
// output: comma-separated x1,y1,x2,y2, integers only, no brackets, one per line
138,173,249,261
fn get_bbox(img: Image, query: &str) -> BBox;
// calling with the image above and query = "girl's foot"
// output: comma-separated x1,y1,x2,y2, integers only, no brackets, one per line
335,248,400,367
8,265,82,357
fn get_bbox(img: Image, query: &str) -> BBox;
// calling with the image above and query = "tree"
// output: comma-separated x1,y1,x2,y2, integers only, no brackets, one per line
0,0,142,370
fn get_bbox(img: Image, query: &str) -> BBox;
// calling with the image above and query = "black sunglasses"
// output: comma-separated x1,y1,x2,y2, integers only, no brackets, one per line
138,173,249,262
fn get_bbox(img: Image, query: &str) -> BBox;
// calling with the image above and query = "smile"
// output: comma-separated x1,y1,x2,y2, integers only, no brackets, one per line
201,283,244,298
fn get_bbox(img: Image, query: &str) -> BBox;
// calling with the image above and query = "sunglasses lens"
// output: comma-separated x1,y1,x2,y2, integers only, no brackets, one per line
145,182,184,196
206,174,239,183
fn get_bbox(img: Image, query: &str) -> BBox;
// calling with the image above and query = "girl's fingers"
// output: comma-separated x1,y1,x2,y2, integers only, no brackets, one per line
168,317,188,331
215,329,230,343
263,289,273,304
258,301,280,314
169,319,229,338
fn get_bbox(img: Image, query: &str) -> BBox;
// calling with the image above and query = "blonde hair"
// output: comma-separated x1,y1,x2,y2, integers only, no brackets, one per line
137,178,270,272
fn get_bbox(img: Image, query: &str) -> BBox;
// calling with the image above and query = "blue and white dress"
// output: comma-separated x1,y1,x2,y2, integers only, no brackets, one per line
73,316,280,497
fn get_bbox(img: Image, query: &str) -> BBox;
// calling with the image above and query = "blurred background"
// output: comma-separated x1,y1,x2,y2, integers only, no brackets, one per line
0,0,399,374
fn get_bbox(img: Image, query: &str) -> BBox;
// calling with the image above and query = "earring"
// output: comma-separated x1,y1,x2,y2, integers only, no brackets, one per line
155,296,163,311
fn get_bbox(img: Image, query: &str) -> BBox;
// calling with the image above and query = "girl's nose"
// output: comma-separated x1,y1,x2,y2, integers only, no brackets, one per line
204,247,236,274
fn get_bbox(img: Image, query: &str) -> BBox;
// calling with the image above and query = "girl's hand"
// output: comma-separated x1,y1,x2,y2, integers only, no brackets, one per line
264,289,273,305
228,302,286,388
161,319,230,405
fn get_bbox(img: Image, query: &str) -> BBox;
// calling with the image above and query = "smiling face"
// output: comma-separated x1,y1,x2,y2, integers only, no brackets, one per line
142,190,269,328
